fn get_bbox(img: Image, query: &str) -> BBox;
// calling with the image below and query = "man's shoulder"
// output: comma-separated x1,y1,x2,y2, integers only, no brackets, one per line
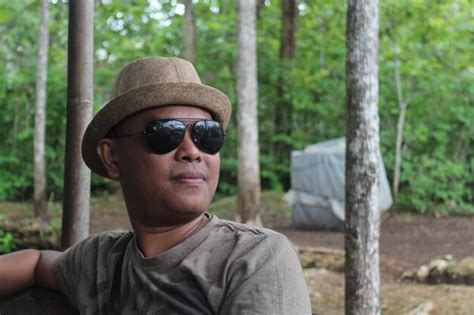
209,217,294,253
206,218,312,314
213,217,286,238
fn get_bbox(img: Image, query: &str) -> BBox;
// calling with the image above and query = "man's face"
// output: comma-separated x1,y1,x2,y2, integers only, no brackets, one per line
104,105,221,227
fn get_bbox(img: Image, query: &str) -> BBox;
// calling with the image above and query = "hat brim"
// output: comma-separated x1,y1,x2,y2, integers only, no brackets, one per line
82,82,231,178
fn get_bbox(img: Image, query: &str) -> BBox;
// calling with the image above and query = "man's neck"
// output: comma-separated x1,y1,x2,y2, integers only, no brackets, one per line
132,214,209,257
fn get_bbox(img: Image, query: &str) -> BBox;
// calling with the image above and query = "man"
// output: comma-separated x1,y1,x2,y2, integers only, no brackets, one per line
0,57,311,314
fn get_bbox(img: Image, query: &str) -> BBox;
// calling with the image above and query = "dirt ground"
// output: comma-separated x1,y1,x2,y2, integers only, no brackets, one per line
87,206,474,314
278,214,474,314
278,213,474,280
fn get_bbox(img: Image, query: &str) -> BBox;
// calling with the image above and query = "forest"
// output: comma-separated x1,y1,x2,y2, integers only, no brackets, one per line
0,0,472,214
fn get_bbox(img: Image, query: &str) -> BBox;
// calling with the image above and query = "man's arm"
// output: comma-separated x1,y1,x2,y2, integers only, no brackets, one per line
0,249,62,297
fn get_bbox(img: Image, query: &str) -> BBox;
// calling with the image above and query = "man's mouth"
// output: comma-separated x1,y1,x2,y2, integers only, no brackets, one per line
171,171,206,184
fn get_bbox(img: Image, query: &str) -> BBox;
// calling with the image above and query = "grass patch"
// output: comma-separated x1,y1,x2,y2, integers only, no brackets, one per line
0,201,63,218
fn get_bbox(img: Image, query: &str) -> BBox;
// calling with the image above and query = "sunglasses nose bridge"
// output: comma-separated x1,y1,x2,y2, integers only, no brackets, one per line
174,126,202,161
183,122,193,132
180,122,194,142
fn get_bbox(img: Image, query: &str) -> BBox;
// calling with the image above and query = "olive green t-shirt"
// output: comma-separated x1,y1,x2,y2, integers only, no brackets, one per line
56,214,312,314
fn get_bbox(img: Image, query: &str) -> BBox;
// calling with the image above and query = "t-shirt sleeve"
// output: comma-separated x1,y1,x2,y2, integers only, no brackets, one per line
220,233,312,315
54,235,100,307
54,232,130,309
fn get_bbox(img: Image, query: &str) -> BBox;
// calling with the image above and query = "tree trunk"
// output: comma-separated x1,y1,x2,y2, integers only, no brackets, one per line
61,0,94,249
183,0,196,64
275,0,297,128
344,0,381,314
236,0,261,226
34,0,50,224
280,0,297,60
392,50,407,205
275,0,297,188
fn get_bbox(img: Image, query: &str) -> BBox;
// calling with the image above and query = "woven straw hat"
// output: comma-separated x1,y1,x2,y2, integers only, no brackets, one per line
82,56,232,178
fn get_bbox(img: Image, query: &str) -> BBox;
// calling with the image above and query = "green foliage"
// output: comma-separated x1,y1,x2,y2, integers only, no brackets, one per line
398,158,473,214
378,0,473,214
0,230,15,254
0,0,471,215
0,213,16,253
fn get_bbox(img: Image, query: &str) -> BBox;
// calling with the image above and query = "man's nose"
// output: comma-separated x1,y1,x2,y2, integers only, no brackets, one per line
174,129,202,162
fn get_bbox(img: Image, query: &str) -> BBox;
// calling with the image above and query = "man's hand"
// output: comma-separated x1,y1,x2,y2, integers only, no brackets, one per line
0,249,61,297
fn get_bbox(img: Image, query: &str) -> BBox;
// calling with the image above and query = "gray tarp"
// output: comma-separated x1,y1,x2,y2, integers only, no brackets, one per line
285,137,393,230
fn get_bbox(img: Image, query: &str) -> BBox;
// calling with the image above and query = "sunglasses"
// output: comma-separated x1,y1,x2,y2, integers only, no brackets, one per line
108,118,225,155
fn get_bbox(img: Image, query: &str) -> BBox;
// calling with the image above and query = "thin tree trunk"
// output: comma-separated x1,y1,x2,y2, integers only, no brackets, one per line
12,102,19,154
280,0,297,60
275,0,297,188
34,0,50,224
344,0,380,314
236,0,261,226
62,0,94,249
392,52,407,204
275,0,297,128
183,0,196,64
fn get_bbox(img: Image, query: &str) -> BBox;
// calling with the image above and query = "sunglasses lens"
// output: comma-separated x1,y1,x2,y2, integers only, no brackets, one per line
192,120,225,155
144,120,186,154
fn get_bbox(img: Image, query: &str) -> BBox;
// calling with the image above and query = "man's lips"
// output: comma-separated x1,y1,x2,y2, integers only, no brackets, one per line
170,171,206,183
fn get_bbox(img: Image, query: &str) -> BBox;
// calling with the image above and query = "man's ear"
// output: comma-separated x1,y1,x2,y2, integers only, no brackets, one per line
96,139,120,180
